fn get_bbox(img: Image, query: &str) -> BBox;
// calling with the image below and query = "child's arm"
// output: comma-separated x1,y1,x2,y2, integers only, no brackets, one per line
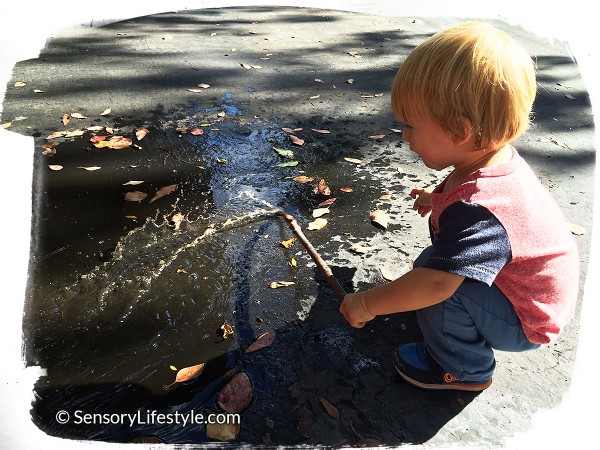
339,267,464,328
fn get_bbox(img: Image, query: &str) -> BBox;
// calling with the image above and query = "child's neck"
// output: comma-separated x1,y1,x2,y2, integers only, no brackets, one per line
443,144,512,192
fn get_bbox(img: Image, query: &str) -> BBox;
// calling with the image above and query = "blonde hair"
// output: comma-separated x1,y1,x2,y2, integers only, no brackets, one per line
391,21,536,150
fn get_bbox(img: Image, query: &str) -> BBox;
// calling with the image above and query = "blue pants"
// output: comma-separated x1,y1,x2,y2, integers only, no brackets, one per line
413,246,540,382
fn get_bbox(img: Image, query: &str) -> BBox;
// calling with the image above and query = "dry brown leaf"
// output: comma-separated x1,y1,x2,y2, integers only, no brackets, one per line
369,134,385,140
61,113,70,126
47,131,66,139
296,406,314,439
190,128,204,135
65,129,85,138
163,363,206,389
123,180,144,186
293,176,314,184
124,191,148,202
318,397,340,419
311,128,330,134
318,198,336,207
218,372,253,413
94,136,132,149
269,281,295,288
206,422,240,442
149,184,177,203
90,135,107,143
170,212,184,231
340,187,353,193
136,128,149,140
42,147,56,157
282,127,303,133
48,165,63,171
312,207,330,218
290,134,304,146
370,209,390,230
280,238,296,248
221,321,234,339
307,218,327,230
344,157,362,164
313,179,331,196
245,332,276,353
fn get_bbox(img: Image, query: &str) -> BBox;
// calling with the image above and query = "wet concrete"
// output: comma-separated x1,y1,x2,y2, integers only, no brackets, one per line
0,6,595,447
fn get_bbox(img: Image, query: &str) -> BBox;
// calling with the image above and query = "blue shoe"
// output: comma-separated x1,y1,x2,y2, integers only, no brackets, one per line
393,343,492,391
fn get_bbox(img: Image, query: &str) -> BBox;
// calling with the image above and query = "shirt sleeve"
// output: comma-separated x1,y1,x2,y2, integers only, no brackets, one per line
424,201,511,285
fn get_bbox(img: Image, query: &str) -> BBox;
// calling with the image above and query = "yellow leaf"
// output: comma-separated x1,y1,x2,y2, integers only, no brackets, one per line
169,365,177,371
290,258,297,267
125,215,137,219
307,218,327,230
217,158,227,164
177,268,187,273
280,238,296,248
370,209,390,230
379,194,393,200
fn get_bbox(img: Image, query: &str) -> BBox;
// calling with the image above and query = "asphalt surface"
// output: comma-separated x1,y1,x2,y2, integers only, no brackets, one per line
0,2,598,449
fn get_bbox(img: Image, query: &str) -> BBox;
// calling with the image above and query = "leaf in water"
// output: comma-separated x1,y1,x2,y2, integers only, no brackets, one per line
149,184,177,203
296,406,315,439
369,134,385,140
87,125,104,131
78,166,101,171
100,108,111,116
293,175,314,183
206,422,240,442
48,165,63,171
94,136,132,149
269,281,295,288
163,363,206,389
567,222,586,235
340,187,353,193
312,207,330,218
42,147,56,157
280,238,296,248
307,218,327,230
136,128,149,140
290,134,304,146
311,128,330,134
124,191,148,202
313,178,331,196
245,332,276,353
190,128,204,135
65,129,85,138
47,131,66,139
70,112,87,119
169,365,177,371
275,160,299,167
218,372,253,413
123,180,144,186
370,210,389,230
319,198,336,207
344,157,362,164
273,146,295,159
379,194,393,200
61,113,70,126
221,321,234,339
170,212,184,231
318,397,340,419
350,244,376,254
90,135,107,143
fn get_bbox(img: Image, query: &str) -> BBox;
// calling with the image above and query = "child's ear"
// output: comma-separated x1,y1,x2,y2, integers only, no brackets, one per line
451,116,474,146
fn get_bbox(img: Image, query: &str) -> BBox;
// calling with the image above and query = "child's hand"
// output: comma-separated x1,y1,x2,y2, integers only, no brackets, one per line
410,188,433,217
339,291,376,328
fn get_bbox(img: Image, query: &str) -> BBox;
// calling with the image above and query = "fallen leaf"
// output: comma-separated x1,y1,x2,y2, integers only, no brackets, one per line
296,406,315,439
290,135,304,146
123,180,144,186
90,135,107,143
379,194,393,200
369,134,385,140
206,422,241,442
78,166,101,171
313,179,331,196
273,146,295,159
1,122,10,129
42,142,59,150
309,95,320,100
176,127,190,134
292,175,314,183
318,397,340,420
290,258,298,267
64,129,85,138
100,108,111,116
94,136,132,149
197,83,210,89
218,372,253,413
389,128,402,133
280,238,296,248
42,147,56,157
169,365,177,371
124,191,148,202
269,281,295,288
61,113,70,126
307,218,327,230
319,198,336,207
314,78,324,83
370,210,390,230
47,131,66,139
190,128,204,135
217,158,227,164
344,157,362,164
565,93,576,100
348,51,360,57
241,63,252,69
347,78,355,84
340,187,353,193
187,88,205,93
245,332,276,353
70,112,87,119
171,212,184,231
567,222,586,235
87,125,104,131
312,207,330,218
136,128,149,140
282,127,303,133
14,81,26,87
350,244,376,254
33,89,44,93
221,321,234,339
149,184,177,203
275,161,299,167
48,165,63,171
163,363,206,389
311,128,330,134
380,267,398,281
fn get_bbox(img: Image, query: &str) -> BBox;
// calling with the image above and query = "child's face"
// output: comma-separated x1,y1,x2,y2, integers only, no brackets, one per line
401,116,467,171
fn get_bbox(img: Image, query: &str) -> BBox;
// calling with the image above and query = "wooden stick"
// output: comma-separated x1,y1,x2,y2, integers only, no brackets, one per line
277,211,347,301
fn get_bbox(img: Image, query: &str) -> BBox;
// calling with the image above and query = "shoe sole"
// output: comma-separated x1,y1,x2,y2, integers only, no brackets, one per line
393,354,492,392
